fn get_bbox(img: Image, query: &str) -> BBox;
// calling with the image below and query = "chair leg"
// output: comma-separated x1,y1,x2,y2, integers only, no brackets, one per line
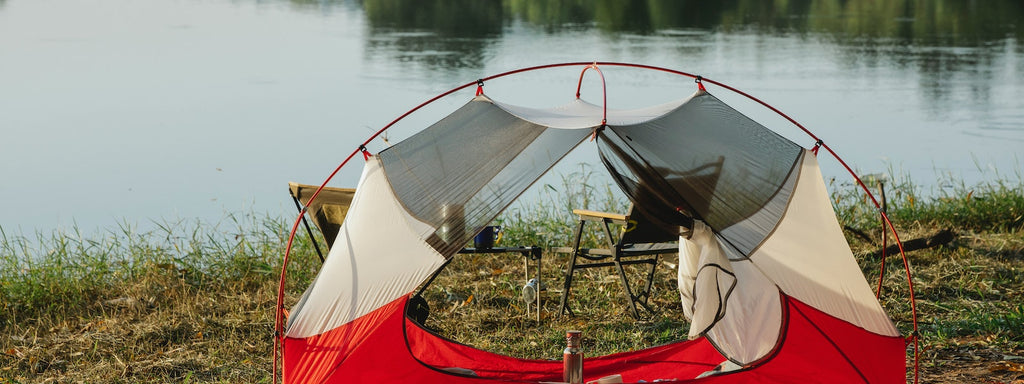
614,254,663,318
558,252,577,317
558,219,587,317
293,196,325,263
521,247,543,322
613,254,642,319
635,255,659,313
535,249,542,322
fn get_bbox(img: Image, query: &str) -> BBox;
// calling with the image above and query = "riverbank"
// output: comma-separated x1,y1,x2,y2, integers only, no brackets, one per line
1,175,1022,383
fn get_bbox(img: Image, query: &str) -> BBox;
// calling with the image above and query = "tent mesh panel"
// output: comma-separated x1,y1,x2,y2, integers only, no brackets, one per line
378,96,590,256
598,91,803,254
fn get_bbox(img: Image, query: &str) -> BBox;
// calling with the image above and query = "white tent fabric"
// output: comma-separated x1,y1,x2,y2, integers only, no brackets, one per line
705,259,783,364
679,221,781,365
677,220,736,337
285,158,447,338
748,152,899,337
491,97,690,129
678,151,898,365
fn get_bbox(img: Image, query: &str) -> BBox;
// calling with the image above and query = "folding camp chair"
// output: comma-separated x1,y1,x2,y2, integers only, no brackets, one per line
555,205,679,318
288,182,356,262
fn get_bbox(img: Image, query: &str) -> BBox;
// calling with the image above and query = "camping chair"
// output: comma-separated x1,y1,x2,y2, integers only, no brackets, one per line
555,205,678,319
288,182,356,262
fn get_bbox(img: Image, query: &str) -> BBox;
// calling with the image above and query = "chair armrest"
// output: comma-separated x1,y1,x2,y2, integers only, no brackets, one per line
551,247,575,255
572,209,628,223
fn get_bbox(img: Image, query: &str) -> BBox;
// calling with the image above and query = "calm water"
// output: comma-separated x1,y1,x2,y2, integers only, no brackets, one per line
2,0,1023,235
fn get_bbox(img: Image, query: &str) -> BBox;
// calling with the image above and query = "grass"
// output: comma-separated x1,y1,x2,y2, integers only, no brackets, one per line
0,213,321,383
2,169,1023,383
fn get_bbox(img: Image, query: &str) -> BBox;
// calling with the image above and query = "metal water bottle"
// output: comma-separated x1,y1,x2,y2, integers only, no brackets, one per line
563,330,583,383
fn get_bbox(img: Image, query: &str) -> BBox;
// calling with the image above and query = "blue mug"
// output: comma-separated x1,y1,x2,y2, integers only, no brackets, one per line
473,226,502,249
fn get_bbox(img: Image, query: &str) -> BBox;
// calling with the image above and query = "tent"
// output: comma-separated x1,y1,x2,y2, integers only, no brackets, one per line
273,63,918,383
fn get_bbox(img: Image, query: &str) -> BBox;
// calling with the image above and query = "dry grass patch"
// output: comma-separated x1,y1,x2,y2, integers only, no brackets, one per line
2,265,280,383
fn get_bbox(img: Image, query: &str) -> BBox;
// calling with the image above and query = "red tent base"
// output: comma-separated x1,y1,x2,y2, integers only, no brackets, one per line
283,293,905,383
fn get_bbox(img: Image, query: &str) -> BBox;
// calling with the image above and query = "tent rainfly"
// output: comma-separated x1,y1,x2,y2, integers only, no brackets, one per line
274,63,918,384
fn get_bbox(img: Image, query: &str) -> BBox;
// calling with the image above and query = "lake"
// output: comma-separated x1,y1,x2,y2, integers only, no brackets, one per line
2,0,1022,236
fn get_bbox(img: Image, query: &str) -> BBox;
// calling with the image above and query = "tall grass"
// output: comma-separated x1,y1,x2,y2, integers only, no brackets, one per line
831,169,1024,233
0,212,321,382
0,213,298,326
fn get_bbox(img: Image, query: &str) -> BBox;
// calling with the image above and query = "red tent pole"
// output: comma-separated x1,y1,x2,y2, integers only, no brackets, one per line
575,63,608,127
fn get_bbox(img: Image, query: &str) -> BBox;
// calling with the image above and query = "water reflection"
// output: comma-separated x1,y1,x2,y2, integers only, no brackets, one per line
363,0,504,71
506,0,719,33
804,1,1023,116
1,0,1019,236
354,0,1024,143
281,0,359,14
355,0,1024,38
801,0,1023,42
356,0,1024,66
